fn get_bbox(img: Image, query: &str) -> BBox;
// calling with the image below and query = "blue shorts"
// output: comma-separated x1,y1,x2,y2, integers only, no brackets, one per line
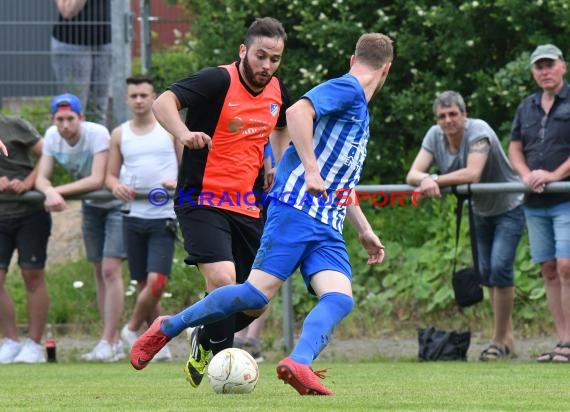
82,202,125,262
123,217,176,281
524,201,570,263
474,206,525,288
252,201,352,295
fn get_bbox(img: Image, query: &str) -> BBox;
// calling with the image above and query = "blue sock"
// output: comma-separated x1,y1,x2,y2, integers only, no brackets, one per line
290,292,354,365
161,281,269,338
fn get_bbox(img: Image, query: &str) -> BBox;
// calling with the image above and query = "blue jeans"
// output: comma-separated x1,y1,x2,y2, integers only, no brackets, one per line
524,201,570,263
81,203,125,262
474,205,525,288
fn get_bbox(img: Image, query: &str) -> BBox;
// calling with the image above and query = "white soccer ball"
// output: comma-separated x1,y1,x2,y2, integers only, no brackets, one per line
207,347,259,394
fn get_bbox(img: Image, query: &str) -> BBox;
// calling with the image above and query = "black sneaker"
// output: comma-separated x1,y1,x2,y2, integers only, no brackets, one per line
184,326,211,387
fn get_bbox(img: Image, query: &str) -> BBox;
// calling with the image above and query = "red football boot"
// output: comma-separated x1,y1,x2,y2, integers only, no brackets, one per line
130,316,171,370
276,357,334,395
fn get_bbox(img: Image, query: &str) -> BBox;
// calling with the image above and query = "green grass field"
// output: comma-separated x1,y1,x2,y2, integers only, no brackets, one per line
0,361,568,411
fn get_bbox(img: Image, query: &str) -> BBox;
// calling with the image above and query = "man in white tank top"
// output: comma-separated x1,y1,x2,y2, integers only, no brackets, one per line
106,76,182,361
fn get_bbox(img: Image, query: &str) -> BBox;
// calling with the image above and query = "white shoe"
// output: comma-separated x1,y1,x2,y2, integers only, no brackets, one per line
153,344,172,362
13,339,46,363
120,324,139,350
81,340,119,362
185,327,194,340
0,338,23,364
113,340,126,361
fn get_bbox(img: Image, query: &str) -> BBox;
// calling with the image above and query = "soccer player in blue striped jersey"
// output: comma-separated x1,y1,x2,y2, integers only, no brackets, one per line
131,33,392,396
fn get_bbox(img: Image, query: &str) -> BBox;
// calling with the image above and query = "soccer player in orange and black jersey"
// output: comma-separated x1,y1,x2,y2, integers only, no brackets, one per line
150,17,291,387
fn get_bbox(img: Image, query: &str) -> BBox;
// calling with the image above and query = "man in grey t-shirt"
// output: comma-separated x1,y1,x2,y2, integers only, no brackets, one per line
406,90,524,361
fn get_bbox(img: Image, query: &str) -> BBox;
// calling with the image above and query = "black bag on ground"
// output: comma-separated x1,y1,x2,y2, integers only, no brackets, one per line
418,326,471,361
452,188,483,307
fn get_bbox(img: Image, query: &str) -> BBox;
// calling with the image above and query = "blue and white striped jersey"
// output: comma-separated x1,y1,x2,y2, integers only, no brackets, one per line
269,73,371,232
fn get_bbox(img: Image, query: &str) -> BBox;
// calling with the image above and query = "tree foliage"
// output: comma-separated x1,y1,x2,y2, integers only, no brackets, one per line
155,0,567,332
169,0,570,183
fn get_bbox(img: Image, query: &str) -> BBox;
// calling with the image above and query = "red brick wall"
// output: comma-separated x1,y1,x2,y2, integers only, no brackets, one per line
130,0,191,56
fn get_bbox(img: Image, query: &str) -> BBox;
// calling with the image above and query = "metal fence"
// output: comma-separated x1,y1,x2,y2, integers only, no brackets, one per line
0,0,132,127
0,0,191,128
1,182,570,203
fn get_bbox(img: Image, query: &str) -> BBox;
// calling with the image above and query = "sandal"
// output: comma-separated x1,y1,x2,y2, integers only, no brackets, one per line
479,343,511,361
537,351,556,362
552,342,570,363
537,342,570,363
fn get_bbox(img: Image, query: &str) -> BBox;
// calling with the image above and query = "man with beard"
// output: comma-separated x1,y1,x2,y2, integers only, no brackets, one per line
150,17,290,387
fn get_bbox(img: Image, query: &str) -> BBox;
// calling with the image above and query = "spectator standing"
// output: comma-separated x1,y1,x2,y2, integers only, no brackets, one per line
51,0,112,125
406,91,525,360
106,75,182,362
150,17,291,388
0,115,51,363
35,93,125,362
509,44,570,362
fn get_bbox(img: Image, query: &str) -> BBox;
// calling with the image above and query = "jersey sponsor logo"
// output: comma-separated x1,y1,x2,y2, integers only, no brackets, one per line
226,117,272,138
228,117,244,132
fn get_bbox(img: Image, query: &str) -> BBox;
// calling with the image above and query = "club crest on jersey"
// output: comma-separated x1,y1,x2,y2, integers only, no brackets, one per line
269,103,279,117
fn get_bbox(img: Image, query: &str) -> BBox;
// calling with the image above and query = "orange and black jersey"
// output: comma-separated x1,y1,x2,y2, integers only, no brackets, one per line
170,62,290,218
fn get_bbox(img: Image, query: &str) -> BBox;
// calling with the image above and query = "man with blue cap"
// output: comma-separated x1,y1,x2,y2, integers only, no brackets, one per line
36,93,126,362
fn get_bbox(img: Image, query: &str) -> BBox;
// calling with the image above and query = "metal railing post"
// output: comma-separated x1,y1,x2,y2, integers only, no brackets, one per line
282,279,295,353
139,0,151,74
110,0,133,128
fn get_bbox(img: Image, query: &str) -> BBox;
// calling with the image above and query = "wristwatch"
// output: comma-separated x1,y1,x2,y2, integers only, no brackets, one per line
430,174,439,182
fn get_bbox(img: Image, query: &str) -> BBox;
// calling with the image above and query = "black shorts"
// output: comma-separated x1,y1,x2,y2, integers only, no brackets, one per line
176,206,263,283
0,210,51,270
122,216,176,281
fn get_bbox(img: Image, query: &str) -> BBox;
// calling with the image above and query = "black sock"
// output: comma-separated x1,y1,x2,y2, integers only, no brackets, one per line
204,315,236,355
197,326,211,351
235,312,258,333
197,291,212,350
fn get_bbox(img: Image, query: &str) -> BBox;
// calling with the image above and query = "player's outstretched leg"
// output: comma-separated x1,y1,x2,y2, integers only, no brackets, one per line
130,316,171,370
276,357,333,395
